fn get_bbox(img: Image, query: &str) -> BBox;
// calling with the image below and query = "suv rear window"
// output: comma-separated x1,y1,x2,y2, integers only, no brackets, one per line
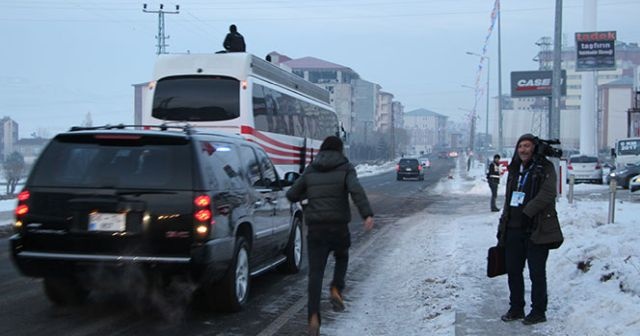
30,138,193,190
399,159,419,165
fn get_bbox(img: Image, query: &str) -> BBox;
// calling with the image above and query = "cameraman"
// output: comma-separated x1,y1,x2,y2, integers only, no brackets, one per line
496,133,564,325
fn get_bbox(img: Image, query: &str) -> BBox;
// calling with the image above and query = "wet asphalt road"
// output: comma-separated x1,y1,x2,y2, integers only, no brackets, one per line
0,158,455,336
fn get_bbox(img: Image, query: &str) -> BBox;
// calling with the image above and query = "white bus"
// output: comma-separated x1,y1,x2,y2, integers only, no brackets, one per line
613,137,640,169
142,53,340,175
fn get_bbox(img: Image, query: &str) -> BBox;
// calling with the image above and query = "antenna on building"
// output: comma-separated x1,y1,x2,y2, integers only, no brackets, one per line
143,3,180,55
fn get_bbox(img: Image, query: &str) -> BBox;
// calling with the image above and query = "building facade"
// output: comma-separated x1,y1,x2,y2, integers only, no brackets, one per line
281,56,360,140
599,77,635,148
403,108,448,155
0,117,19,161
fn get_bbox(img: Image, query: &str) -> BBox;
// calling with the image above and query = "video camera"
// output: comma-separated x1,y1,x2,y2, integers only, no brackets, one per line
535,137,563,158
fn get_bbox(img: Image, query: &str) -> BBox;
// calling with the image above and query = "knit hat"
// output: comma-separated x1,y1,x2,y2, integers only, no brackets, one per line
516,133,537,147
320,136,343,152
508,133,539,170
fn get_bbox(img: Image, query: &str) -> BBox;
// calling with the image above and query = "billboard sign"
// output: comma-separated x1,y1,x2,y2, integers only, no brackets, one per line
575,31,616,72
510,70,566,97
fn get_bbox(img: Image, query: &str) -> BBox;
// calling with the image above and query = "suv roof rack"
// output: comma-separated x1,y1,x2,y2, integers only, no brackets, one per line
68,123,194,134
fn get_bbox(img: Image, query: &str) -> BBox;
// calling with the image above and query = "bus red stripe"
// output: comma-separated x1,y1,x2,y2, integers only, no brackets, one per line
270,158,303,165
240,125,303,151
245,139,302,157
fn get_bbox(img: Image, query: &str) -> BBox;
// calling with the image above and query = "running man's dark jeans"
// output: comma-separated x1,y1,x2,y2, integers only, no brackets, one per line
306,231,350,323
505,227,549,314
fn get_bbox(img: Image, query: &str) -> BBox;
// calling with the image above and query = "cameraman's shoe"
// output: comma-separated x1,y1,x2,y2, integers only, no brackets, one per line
329,287,345,312
522,312,546,325
501,309,524,322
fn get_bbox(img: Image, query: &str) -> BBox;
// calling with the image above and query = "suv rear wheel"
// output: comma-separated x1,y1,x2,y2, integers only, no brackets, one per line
43,276,90,306
208,237,250,312
281,216,303,274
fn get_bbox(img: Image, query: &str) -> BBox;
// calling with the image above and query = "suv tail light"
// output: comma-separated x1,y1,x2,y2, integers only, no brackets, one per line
396,164,400,172
567,164,573,170
194,194,213,238
14,190,30,230
418,164,423,171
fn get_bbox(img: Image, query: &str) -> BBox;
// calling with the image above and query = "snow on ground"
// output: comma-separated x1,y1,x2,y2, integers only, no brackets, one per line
326,157,640,336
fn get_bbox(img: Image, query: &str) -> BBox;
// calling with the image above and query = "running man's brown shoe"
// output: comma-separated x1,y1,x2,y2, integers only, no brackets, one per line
329,287,345,312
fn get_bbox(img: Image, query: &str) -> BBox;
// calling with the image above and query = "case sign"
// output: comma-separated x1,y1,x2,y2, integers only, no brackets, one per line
510,70,566,97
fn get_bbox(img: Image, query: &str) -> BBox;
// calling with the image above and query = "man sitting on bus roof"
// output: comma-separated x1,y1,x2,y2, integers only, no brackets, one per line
223,24,246,52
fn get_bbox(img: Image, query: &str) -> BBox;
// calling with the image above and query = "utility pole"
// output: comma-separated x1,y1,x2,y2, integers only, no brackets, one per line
143,3,180,55
550,0,563,140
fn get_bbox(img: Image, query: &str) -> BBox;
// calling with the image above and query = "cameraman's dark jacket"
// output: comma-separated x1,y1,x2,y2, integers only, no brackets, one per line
286,150,373,233
498,148,563,249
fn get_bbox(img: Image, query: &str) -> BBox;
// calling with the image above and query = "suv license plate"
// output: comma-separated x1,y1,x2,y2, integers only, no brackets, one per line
89,213,126,232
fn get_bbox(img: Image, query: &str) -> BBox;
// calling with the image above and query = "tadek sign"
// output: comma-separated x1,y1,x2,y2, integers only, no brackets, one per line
510,70,567,97
575,31,616,71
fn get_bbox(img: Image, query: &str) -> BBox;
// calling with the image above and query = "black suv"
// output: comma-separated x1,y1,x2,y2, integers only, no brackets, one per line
10,125,303,312
396,158,424,181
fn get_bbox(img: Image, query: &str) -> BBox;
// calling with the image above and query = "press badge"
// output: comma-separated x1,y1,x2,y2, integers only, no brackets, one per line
510,191,525,207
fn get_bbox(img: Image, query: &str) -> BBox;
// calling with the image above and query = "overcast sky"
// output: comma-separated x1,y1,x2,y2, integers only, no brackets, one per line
1,0,639,137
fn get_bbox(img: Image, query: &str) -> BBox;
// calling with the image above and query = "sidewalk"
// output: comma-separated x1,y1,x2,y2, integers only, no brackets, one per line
323,158,640,336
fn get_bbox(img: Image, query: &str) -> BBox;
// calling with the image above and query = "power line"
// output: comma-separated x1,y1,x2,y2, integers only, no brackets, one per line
142,3,180,55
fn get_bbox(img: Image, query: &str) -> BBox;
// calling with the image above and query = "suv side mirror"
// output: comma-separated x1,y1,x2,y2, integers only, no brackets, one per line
283,172,300,186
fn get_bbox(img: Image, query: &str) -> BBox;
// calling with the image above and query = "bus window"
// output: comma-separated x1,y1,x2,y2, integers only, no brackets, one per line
252,84,268,131
152,75,240,121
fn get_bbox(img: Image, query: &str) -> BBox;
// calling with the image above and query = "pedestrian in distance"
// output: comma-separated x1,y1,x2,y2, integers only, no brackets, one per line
487,154,501,212
223,24,246,52
496,133,564,325
286,135,374,336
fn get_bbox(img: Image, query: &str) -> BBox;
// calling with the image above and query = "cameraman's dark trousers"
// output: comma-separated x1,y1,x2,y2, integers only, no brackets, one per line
505,227,549,315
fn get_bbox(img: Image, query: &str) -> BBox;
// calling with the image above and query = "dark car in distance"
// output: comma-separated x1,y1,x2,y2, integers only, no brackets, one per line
609,160,640,189
10,125,303,312
396,158,424,181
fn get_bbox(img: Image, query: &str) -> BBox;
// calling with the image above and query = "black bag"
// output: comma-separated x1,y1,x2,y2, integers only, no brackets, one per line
487,245,506,278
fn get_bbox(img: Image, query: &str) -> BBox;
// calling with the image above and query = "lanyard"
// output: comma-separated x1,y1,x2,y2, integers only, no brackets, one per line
517,167,530,192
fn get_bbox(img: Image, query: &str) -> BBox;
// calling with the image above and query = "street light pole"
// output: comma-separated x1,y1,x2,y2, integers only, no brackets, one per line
497,4,503,154
465,52,491,147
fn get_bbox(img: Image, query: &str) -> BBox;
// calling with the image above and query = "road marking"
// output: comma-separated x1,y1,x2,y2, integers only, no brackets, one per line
256,219,396,336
